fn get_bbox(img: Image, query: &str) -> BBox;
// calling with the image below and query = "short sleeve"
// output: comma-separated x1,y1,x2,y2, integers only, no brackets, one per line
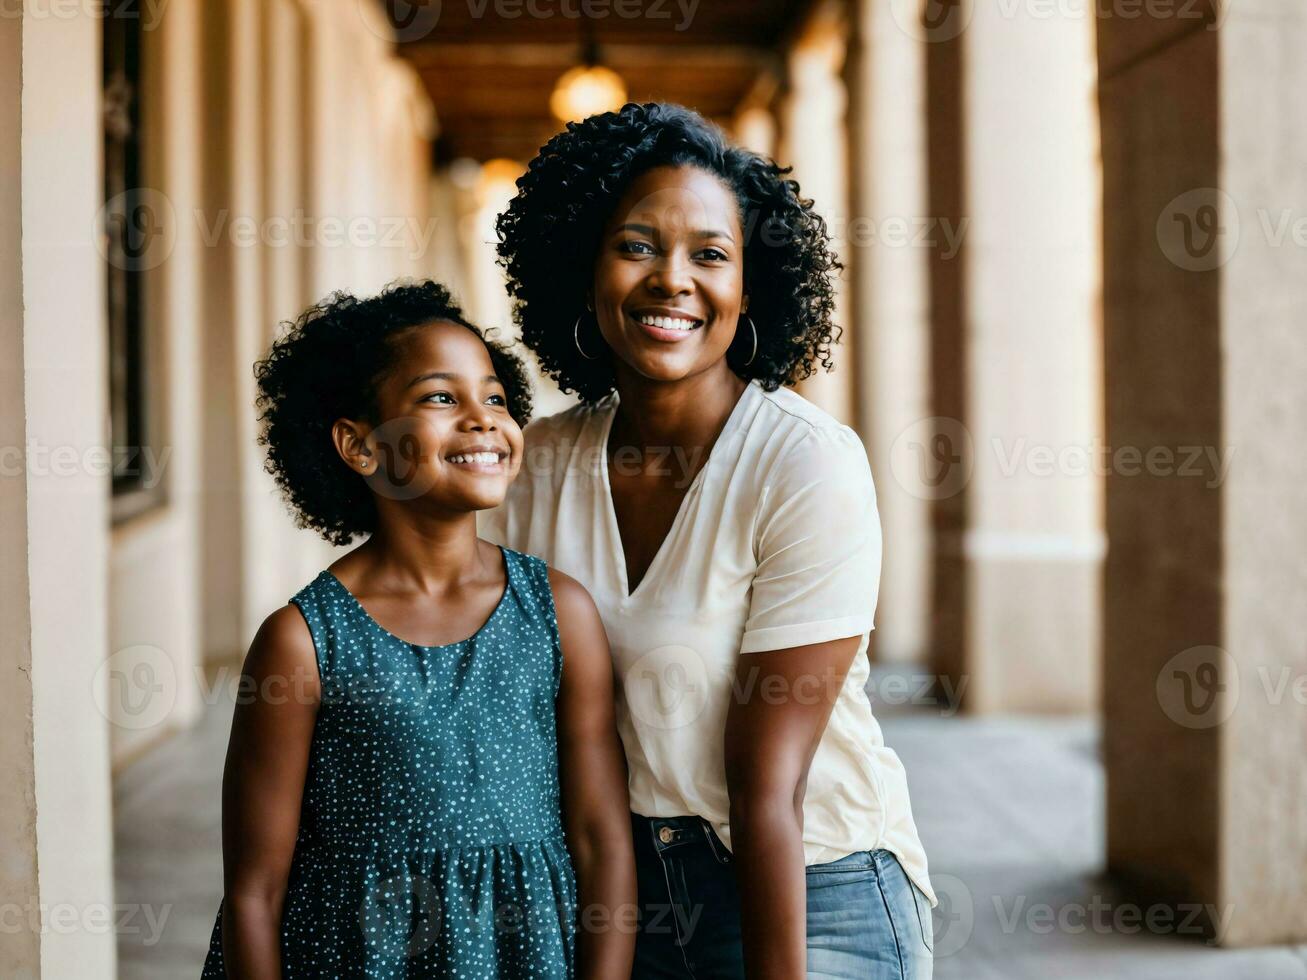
740,425,882,654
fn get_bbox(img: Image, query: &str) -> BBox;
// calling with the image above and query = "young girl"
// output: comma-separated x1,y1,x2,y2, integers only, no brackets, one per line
201,280,636,978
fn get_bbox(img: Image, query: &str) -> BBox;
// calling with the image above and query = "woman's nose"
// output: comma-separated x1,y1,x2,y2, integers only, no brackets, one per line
648,254,694,296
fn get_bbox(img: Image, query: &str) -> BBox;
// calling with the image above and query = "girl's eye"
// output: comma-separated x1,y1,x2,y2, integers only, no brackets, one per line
696,247,728,262
422,391,455,404
486,394,506,406
619,240,655,255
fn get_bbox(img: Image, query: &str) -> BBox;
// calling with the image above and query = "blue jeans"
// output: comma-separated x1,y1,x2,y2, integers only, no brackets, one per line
630,812,933,979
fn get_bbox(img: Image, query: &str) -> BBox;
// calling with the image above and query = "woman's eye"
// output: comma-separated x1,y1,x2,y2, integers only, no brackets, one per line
619,240,655,255
696,248,728,262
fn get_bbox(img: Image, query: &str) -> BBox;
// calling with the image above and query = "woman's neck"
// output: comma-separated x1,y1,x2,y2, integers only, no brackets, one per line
610,361,748,455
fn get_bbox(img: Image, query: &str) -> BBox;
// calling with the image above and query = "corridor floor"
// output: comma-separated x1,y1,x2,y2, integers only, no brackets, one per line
114,669,1307,979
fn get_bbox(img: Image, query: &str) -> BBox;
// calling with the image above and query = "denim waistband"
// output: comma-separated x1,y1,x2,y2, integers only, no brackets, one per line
630,811,734,864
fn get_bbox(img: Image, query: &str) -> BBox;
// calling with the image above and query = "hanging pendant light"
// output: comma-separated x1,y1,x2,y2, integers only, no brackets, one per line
550,23,627,123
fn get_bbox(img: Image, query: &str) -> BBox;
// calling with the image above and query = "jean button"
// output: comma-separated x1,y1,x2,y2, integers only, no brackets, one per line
658,827,674,844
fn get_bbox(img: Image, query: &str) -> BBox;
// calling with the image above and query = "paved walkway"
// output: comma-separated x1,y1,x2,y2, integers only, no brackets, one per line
115,671,1307,978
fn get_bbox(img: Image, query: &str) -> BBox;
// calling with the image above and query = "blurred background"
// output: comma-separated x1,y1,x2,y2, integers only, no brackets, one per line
2,0,1305,977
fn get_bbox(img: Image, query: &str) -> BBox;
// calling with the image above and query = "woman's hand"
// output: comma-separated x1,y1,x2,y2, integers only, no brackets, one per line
219,606,320,979
723,635,864,980
551,568,638,980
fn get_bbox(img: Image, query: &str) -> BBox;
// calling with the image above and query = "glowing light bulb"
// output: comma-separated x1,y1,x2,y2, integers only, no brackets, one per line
549,64,627,123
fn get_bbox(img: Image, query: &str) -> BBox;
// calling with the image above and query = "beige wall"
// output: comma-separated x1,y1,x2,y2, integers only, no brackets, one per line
1219,0,1307,944
844,0,933,664
2,2,440,974
0,12,41,979
779,6,855,426
105,0,442,775
927,1,1103,712
16,8,118,978
1100,0,1307,946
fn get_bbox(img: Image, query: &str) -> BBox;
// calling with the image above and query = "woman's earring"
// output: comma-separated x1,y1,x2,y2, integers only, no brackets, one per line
742,315,758,367
574,311,598,360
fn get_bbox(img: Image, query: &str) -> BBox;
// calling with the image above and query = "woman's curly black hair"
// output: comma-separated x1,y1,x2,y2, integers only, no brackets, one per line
495,101,842,404
255,279,532,546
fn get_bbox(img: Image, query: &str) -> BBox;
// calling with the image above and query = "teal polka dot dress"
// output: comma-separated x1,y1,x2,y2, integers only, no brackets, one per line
202,546,577,978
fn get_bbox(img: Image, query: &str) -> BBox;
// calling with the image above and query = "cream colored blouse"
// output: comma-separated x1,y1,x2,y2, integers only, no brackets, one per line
480,379,934,904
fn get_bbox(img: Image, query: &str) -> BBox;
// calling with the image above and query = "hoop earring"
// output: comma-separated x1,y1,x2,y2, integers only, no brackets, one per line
742,315,758,367
573,312,598,361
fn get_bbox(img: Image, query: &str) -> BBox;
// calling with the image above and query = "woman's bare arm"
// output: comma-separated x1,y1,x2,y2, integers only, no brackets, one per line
723,635,863,980
550,567,638,979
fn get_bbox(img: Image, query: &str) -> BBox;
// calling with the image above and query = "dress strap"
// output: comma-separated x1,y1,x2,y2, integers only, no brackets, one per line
508,549,564,694
288,572,341,681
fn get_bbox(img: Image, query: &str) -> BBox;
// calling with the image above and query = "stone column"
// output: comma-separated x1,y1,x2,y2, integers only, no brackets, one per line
1099,0,1307,946
923,0,1103,712
4,7,116,976
778,7,856,426
0,12,41,977
844,0,932,664
197,0,273,661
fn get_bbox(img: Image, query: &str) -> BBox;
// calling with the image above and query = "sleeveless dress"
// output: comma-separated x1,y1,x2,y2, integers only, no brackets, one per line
201,546,577,978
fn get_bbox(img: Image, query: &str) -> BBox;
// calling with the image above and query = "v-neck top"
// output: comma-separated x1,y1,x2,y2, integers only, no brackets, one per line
480,379,935,904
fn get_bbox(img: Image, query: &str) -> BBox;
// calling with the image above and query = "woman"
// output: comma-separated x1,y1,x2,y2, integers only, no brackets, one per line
482,102,934,979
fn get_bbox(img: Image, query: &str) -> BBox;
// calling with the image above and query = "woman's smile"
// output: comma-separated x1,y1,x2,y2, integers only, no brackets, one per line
627,307,706,343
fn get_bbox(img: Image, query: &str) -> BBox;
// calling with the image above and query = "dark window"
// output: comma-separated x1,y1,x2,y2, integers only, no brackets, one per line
103,6,161,520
